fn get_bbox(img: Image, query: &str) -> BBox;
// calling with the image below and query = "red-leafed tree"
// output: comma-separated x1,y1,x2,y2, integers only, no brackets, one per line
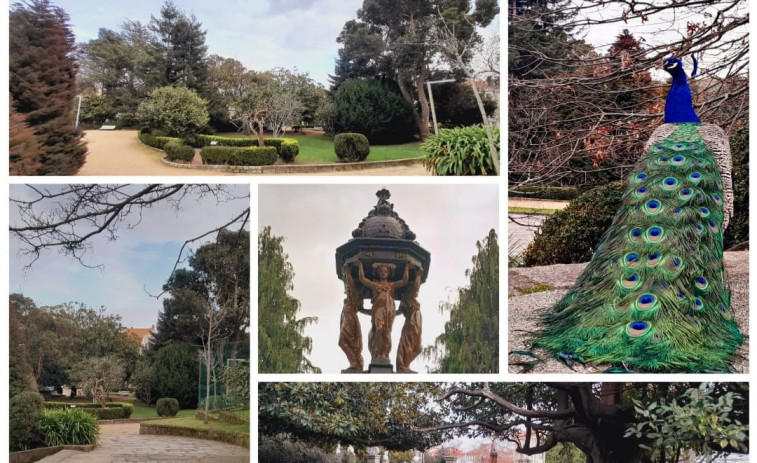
9,99,43,175
10,0,87,175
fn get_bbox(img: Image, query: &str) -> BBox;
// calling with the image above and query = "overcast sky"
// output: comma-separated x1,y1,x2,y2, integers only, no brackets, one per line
55,0,368,86
9,184,250,330
259,184,499,374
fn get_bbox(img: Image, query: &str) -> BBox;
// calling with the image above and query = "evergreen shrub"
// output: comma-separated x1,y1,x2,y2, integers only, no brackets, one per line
154,343,198,409
164,141,195,162
138,132,180,150
523,183,624,266
156,398,180,417
10,390,45,451
38,409,99,446
333,79,417,145
200,146,277,166
422,125,498,175
334,133,370,162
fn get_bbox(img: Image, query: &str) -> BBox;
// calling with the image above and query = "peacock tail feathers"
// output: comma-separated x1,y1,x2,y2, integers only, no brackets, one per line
534,123,743,372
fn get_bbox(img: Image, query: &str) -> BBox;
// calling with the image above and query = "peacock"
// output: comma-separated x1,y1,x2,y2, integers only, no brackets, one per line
532,55,743,372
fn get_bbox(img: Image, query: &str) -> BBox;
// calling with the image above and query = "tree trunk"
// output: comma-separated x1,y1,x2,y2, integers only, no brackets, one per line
467,77,500,175
416,66,431,140
397,75,423,138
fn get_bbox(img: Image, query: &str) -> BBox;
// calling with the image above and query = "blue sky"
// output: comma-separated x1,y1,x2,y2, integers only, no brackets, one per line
9,184,250,330
57,0,366,86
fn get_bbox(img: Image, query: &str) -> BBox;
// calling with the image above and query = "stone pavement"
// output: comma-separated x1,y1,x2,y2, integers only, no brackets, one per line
36,423,249,463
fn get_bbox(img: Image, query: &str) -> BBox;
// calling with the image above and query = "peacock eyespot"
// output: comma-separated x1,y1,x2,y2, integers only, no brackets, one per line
647,252,661,266
674,144,685,150
672,155,685,165
693,298,704,310
709,220,718,233
695,277,708,290
674,207,681,214
623,253,640,268
699,207,709,217
678,188,692,201
629,228,644,242
646,226,664,242
644,200,661,214
712,193,721,204
620,274,641,289
636,294,657,310
662,177,678,190
689,172,702,183
695,224,704,234
658,155,669,165
627,321,650,337
634,173,647,182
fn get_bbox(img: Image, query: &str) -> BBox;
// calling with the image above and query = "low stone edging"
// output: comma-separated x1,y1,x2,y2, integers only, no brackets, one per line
160,156,424,174
194,410,249,425
10,444,96,463
140,422,249,448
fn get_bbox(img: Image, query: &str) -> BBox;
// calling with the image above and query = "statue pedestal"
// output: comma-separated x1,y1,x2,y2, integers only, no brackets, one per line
341,367,364,374
368,358,394,374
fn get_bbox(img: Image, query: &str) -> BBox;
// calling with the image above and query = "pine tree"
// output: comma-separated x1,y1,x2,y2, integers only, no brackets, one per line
424,229,499,373
9,99,43,175
258,227,320,373
9,0,87,175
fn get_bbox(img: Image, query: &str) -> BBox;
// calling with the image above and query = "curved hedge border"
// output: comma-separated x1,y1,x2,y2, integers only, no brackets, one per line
44,402,133,420
196,134,299,162
200,146,277,166
140,422,249,448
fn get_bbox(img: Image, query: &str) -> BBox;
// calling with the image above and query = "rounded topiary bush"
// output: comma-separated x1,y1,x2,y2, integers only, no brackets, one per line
10,390,45,451
38,409,99,447
334,133,370,162
164,141,196,162
156,398,180,417
333,79,417,145
523,183,624,266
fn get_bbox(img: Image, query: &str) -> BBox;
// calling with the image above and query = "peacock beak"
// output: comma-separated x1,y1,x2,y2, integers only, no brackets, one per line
664,61,679,70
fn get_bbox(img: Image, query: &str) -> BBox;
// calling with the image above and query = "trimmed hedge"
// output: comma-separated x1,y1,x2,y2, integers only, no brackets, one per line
156,398,180,417
43,402,133,420
195,134,299,162
163,141,195,162
138,132,181,150
200,146,277,166
334,133,370,162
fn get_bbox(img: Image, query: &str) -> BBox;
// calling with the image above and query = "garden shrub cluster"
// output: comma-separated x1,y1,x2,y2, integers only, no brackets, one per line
37,409,99,447
10,390,45,451
138,132,180,150
332,79,417,145
200,146,278,166
334,133,370,162
523,183,624,266
44,402,134,419
163,141,195,162
156,398,180,417
194,134,299,162
423,125,499,175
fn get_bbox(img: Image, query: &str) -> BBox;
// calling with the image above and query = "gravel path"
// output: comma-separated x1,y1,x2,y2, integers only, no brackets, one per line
35,422,249,463
76,130,430,176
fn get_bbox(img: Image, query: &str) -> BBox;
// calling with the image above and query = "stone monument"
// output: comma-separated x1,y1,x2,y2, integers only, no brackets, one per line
336,188,430,373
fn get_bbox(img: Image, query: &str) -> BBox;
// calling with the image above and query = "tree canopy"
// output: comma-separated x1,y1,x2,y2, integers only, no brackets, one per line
258,227,320,373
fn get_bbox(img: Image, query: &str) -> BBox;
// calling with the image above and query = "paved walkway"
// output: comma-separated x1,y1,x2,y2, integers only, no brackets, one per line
36,423,249,463
76,130,429,176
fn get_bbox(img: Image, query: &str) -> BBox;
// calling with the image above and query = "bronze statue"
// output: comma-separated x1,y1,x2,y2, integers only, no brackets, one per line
358,260,410,361
396,270,422,373
338,264,364,371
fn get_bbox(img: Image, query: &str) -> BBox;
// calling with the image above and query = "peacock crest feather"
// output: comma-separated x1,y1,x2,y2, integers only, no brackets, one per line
533,123,743,372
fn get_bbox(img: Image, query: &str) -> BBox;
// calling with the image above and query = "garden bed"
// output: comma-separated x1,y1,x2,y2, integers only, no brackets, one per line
140,418,249,448
10,444,96,463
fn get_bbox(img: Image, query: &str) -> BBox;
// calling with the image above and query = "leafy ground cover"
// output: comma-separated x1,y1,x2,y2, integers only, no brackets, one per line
150,416,249,435
216,132,422,163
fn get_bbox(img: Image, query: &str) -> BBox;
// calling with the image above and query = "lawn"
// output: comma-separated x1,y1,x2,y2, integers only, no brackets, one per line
150,416,249,435
216,132,424,164
130,400,194,419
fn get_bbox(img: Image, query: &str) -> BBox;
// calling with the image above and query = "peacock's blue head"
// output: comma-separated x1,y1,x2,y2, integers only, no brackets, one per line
663,57,686,78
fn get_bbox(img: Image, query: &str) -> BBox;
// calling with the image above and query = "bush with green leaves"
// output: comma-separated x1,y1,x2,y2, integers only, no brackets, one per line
220,363,250,410
156,398,180,417
38,408,99,447
625,384,748,460
200,146,278,166
422,125,499,175
136,86,209,138
164,141,195,162
334,133,370,162
153,342,198,409
259,436,340,463
523,183,624,266
333,79,417,145
198,394,232,411
138,132,180,150
10,390,45,451
279,139,299,163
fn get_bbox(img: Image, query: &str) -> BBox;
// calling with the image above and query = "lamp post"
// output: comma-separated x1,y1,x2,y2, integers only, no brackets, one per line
75,94,83,127
426,78,456,135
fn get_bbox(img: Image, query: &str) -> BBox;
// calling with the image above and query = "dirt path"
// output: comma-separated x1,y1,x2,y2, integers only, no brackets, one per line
76,130,430,176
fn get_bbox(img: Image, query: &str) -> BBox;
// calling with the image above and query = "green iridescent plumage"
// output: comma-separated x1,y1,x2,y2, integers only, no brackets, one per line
534,123,743,372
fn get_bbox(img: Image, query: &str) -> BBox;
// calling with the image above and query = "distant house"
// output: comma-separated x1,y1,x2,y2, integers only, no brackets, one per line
125,325,154,353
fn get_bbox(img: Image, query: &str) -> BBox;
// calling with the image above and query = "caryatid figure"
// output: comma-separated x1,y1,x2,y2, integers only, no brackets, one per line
396,269,422,373
357,260,410,361
338,264,364,371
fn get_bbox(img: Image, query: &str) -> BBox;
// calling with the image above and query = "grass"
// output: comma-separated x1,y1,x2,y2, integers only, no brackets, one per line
216,132,423,164
508,206,558,214
150,416,249,435
515,284,552,294
130,401,195,419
